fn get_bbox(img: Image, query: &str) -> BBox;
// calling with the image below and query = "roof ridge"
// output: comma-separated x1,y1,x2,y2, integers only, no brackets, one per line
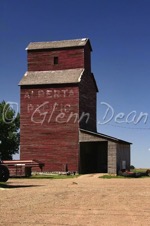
28,38,88,45
26,38,91,50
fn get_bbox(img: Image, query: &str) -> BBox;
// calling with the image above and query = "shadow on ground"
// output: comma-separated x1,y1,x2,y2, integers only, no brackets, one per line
0,183,43,189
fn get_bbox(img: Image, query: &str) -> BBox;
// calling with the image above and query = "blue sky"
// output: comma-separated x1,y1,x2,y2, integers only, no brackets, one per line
0,0,150,167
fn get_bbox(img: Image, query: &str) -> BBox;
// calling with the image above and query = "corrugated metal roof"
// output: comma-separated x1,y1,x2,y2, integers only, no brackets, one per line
26,38,92,50
19,68,84,86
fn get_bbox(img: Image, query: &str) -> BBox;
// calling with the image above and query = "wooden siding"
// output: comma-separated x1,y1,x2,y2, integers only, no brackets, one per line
108,142,117,174
79,131,106,142
28,47,85,71
79,72,97,132
79,131,118,174
20,85,79,172
117,143,130,172
84,44,91,72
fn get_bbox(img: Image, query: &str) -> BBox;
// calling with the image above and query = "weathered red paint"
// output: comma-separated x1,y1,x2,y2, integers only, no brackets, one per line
28,47,85,71
20,85,80,171
20,40,97,172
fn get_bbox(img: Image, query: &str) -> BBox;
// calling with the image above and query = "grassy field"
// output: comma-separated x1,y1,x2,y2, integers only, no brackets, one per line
1,168,149,183
131,168,149,172
99,168,150,179
1,173,78,181
30,173,79,179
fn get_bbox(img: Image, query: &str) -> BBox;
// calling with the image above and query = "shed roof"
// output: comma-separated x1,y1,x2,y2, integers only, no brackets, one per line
26,38,92,51
19,68,84,86
79,129,132,144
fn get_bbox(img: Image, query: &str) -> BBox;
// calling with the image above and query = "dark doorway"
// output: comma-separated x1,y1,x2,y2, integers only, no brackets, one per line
79,141,108,174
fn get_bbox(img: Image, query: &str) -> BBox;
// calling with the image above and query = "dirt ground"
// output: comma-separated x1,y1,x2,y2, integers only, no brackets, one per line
0,174,150,226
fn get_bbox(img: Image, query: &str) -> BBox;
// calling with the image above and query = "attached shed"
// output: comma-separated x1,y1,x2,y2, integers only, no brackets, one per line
79,129,131,174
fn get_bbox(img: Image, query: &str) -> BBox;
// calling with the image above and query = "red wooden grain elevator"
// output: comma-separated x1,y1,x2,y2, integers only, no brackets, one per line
19,38,131,174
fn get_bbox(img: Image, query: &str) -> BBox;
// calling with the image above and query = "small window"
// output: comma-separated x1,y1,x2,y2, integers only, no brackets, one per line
54,56,58,65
